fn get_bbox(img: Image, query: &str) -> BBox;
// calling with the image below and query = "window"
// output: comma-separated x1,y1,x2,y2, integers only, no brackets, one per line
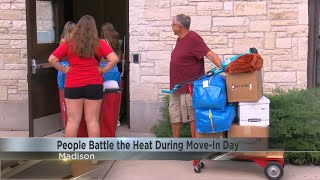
36,0,56,44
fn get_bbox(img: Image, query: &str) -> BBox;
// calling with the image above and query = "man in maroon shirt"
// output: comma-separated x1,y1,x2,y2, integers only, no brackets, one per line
169,14,222,137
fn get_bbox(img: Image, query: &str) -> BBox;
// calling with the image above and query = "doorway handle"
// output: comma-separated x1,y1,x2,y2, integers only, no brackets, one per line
32,59,53,74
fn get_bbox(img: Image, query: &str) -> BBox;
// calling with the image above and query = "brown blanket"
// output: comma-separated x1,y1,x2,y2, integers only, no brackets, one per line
225,54,263,73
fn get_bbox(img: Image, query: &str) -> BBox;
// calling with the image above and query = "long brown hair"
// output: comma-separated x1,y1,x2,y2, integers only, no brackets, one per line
101,22,120,54
71,15,99,58
60,21,76,43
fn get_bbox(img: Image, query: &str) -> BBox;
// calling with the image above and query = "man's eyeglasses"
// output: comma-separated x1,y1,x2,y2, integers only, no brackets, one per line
171,23,180,27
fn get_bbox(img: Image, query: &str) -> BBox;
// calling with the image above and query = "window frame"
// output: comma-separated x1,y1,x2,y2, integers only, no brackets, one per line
308,0,320,87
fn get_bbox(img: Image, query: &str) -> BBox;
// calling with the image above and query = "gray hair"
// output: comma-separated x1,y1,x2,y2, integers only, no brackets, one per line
175,14,191,29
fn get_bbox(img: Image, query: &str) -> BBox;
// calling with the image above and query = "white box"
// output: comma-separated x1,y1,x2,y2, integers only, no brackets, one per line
238,96,270,126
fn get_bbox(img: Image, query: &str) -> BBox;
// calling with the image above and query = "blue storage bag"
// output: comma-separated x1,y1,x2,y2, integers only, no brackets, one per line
195,104,236,133
192,74,227,110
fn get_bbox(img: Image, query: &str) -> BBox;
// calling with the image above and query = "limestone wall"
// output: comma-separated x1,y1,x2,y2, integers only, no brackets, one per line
129,0,309,103
0,0,27,101
0,0,310,103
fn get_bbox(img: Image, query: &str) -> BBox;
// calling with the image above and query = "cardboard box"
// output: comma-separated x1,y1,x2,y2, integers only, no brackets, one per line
226,71,263,102
238,96,270,126
231,151,284,158
228,124,270,158
231,151,267,158
71,160,92,177
227,123,269,138
228,124,269,153
196,131,225,138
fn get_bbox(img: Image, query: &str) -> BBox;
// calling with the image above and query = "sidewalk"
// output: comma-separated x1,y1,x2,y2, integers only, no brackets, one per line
1,126,320,180
107,125,320,180
104,160,320,180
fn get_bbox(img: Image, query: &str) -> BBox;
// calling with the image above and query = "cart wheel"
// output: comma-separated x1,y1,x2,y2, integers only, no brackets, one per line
194,166,201,173
198,162,205,169
264,162,284,180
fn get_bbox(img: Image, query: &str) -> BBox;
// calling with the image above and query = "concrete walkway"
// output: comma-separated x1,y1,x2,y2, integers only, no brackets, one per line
1,126,320,180
103,126,320,180
103,160,320,180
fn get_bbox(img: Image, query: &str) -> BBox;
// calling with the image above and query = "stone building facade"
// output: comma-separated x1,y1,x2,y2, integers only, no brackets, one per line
0,0,28,130
0,0,309,131
129,0,308,131
0,0,27,101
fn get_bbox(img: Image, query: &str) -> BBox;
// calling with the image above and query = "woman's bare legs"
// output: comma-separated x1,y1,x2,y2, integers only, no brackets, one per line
64,98,84,137
84,99,102,137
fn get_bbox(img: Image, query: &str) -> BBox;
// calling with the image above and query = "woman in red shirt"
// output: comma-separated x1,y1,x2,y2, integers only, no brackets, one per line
48,15,119,137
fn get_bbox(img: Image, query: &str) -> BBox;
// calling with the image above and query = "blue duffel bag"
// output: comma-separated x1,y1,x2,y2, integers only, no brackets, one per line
192,74,227,110
195,104,236,133
57,61,68,89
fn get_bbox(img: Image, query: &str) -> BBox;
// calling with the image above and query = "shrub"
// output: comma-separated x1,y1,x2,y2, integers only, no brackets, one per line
153,88,320,165
267,88,320,165
152,95,191,137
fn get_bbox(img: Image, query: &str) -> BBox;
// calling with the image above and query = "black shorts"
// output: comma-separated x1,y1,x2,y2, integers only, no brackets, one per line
64,84,103,100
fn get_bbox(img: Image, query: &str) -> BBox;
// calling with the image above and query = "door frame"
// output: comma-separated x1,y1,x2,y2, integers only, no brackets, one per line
124,0,130,127
308,0,319,88
26,0,131,136
26,0,64,137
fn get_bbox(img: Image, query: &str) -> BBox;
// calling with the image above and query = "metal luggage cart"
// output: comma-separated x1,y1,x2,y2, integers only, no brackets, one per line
188,78,285,179
191,150,284,180
162,49,285,180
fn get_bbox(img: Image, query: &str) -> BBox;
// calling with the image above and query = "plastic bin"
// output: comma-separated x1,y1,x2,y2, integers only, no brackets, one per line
99,89,121,137
57,61,121,137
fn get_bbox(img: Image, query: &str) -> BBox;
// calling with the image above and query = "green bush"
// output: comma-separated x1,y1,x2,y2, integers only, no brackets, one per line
152,96,191,137
267,88,320,165
153,88,320,165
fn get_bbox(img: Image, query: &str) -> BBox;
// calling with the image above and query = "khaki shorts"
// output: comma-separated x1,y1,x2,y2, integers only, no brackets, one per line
169,93,195,123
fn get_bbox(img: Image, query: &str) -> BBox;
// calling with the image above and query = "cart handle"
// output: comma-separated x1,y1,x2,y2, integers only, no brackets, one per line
161,67,220,94
161,48,258,94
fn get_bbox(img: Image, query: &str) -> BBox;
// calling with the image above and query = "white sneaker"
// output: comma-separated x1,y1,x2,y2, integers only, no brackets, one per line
117,120,121,127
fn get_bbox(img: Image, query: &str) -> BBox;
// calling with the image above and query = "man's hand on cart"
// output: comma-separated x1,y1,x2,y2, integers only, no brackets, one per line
206,67,223,76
